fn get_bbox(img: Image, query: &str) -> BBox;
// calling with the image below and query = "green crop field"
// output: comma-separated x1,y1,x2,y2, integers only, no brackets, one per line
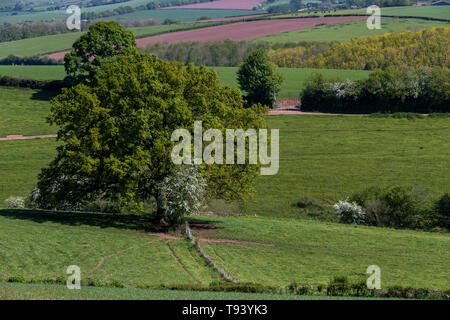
0,22,218,58
0,66,371,100
255,17,450,43
0,210,448,292
272,5,450,20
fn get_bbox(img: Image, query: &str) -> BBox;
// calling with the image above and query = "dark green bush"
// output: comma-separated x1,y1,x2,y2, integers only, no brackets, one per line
349,186,443,230
436,193,450,229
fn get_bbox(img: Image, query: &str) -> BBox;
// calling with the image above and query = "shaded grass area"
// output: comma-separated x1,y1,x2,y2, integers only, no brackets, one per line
255,18,449,43
0,282,375,300
0,209,222,286
192,215,450,290
0,66,371,100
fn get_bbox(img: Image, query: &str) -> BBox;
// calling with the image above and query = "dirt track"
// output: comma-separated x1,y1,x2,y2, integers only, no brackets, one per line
48,16,367,60
0,134,57,141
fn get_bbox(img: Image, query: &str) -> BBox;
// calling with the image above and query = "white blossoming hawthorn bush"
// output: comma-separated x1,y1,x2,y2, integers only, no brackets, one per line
333,199,366,225
157,165,207,227
4,196,25,209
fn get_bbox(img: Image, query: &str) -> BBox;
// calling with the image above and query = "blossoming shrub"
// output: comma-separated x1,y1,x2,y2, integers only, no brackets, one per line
333,199,366,225
4,196,25,209
157,165,207,227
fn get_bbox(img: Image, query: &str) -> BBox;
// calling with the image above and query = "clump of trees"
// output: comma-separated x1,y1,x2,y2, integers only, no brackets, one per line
298,27,450,70
238,49,283,107
0,55,62,65
0,20,85,43
143,40,331,68
301,66,450,113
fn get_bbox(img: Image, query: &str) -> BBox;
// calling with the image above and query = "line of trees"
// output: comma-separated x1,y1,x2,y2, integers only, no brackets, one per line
142,40,331,67
272,27,450,70
0,18,160,43
301,66,450,114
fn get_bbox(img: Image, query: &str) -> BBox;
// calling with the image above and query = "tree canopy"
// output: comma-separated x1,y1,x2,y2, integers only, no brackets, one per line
64,21,138,85
237,49,283,107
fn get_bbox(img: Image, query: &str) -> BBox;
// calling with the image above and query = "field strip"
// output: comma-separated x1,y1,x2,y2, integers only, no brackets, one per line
0,134,57,141
165,240,198,283
48,16,367,60
87,239,159,276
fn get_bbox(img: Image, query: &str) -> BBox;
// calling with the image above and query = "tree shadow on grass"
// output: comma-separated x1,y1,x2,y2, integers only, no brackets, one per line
0,209,160,233
30,89,60,102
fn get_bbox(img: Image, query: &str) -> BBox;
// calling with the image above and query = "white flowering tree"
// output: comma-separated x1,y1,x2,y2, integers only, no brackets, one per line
333,199,366,225
156,166,207,228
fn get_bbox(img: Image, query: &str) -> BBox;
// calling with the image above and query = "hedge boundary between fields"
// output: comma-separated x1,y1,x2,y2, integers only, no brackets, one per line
0,75,66,90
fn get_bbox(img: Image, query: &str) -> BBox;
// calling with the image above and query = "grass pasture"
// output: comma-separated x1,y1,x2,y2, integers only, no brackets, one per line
0,209,448,292
0,209,222,286
196,215,450,289
0,66,371,100
0,111,448,218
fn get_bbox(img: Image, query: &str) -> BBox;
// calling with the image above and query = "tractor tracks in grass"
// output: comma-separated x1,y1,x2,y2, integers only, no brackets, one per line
87,239,159,276
165,240,198,283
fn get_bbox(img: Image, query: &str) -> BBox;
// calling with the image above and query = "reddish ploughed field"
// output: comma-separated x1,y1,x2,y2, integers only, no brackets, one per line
48,16,366,60
163,0,266,10
135,16,366,46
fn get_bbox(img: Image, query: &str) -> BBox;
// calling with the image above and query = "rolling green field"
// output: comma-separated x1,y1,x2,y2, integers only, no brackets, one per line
272,5,450,20
255,17,450,43
0,210,448,291
0,22,219,58
0,66,371,99
0,111,449,218
196,215,450,289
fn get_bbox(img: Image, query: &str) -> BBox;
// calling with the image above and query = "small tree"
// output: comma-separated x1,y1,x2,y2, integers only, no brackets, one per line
157,166,207,227
64,21,138,85
237,49,282,107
